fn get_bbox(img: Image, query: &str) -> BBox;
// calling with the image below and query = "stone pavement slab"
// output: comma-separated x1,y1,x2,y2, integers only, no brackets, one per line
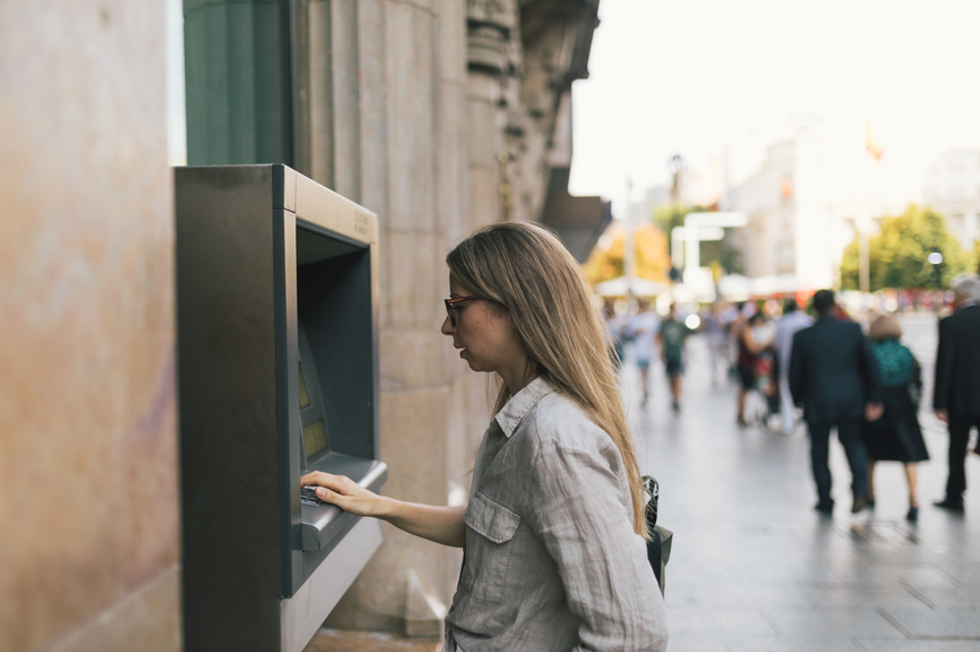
304,628,439,651
856,641,980,652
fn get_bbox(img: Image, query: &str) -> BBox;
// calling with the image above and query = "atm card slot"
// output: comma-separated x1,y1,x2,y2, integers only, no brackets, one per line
301,456,388,551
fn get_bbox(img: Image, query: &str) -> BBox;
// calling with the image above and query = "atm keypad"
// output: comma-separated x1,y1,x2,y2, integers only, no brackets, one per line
301,486,328,507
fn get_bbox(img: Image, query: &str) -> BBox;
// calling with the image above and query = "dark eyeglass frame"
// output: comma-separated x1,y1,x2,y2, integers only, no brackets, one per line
444,295,482,326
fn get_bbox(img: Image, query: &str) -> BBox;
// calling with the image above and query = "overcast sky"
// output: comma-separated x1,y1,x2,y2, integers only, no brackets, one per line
568,0,980,216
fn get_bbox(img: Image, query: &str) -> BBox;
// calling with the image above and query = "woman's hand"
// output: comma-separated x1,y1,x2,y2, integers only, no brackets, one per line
301,471,467,547
301,471,386,517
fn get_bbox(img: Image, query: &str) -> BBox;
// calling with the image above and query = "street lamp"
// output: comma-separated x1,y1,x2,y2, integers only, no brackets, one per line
928,250,943,311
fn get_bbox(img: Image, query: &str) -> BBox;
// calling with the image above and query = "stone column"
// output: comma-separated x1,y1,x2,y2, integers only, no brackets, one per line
307,0,482,635
466,1,513,231
0,2,179,651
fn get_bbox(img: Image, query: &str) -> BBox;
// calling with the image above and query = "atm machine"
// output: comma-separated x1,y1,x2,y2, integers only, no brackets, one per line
175,164,387,652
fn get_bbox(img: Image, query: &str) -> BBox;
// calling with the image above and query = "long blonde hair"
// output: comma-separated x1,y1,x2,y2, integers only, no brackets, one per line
447,222,648,539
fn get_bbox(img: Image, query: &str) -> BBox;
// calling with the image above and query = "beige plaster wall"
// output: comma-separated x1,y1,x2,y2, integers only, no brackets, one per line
0,2,180,651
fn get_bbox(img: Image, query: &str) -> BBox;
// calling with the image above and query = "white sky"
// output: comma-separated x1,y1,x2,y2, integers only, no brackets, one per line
568,0,980,217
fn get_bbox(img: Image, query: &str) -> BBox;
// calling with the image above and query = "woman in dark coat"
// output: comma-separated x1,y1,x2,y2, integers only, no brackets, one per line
866,314,929,521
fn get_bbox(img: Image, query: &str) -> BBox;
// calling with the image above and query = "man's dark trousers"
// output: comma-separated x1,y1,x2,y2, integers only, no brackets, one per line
790,315,881,508
933,302,980,506
806,420,868,507
946,417,980,503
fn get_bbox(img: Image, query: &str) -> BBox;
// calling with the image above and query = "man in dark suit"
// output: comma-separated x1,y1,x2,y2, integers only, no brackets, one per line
933,274,980,511
790,290,883,514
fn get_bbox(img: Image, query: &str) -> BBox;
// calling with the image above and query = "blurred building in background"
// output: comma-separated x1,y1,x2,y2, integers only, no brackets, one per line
728,121,908,291
675,153,727,209
923,149,980,248
1,1,604,650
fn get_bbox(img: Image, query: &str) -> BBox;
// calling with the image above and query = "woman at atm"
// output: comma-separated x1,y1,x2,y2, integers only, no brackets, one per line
302,221,668,652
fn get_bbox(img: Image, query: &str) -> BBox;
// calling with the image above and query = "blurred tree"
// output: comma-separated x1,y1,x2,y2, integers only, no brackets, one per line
839,204,968,290
652,203,743,274
652,203,695,248
970,239,980,275
583,223,670,286
701,237,743,275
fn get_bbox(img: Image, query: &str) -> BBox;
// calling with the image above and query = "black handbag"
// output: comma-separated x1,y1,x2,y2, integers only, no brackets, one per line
642,475,672,596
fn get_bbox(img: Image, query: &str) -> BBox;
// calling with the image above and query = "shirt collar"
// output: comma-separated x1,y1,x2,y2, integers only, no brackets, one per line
493,376,555,438
960,298,979,309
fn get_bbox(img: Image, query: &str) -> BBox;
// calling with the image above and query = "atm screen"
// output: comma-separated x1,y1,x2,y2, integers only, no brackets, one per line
303,419,327,458
298,323,330,463
298,361,312,408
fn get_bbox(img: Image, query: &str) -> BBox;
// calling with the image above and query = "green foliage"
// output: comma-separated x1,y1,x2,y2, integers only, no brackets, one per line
839,204,968,290
652,203,696,246
970,239,980,275
701,238,744,275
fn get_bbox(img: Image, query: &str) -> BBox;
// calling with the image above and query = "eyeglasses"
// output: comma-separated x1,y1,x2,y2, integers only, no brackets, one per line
444,295,482,327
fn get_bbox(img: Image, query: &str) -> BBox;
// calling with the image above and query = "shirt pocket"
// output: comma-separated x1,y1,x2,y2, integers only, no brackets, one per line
463,492,521,603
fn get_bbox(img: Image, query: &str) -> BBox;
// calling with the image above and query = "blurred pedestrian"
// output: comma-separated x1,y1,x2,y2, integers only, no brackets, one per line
865,314,929,521
703,302,728,385
727,302,749,381
932,274,980,512
603,299,627,371
735,312,772,426
656,303,693,412
627,300,660,405
773,299,813,434
789,290,883,514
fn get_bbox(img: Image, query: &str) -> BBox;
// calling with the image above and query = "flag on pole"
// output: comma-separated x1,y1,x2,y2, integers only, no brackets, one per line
865,121,884,162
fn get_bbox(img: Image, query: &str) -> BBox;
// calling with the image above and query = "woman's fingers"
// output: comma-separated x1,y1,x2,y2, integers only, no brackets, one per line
301,471,346,491
299,471,379,517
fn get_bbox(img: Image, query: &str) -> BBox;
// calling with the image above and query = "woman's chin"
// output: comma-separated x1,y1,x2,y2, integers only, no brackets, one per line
462,355,484,372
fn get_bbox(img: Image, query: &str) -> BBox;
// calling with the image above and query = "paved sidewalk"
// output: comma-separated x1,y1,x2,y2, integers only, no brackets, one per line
631,314,980,651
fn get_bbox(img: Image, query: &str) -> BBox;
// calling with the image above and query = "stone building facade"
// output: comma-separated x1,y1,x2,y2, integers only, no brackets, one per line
1,0,603,650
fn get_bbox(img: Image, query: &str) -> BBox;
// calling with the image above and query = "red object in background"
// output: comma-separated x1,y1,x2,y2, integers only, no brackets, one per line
780,177,794,200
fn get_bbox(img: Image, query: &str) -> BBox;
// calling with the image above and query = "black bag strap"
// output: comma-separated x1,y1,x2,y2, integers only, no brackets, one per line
642,475,659,531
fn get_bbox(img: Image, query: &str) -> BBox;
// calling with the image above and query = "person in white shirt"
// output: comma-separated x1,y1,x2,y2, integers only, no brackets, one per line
628,300,660,405
773,299,813,434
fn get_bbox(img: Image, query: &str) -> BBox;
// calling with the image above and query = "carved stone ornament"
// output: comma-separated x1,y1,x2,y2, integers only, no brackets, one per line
467,0,517,32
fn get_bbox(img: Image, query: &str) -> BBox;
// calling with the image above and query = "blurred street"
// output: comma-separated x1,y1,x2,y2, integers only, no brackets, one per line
628,313,980,651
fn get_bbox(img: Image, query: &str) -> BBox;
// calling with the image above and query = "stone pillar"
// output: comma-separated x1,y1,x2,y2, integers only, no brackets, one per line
0,2,179,651
466,1,513,230
306,0,483,635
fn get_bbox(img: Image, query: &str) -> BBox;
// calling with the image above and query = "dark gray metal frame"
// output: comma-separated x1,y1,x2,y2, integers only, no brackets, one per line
175,164,385,652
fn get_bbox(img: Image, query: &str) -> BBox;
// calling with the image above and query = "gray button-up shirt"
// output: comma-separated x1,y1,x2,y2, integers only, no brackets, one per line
445,377,668,651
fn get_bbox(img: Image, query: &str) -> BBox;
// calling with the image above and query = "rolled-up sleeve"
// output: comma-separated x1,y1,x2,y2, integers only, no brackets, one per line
524,434,668,651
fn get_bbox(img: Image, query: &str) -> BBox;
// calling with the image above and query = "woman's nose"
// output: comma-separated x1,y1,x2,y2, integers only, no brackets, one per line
441,315,454,335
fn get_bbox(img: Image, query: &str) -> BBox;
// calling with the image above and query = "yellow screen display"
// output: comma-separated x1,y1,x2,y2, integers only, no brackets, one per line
298,361,311,408
303,419,327,458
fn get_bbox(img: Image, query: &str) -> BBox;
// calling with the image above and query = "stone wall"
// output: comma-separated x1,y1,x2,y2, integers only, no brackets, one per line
0,1,180,651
